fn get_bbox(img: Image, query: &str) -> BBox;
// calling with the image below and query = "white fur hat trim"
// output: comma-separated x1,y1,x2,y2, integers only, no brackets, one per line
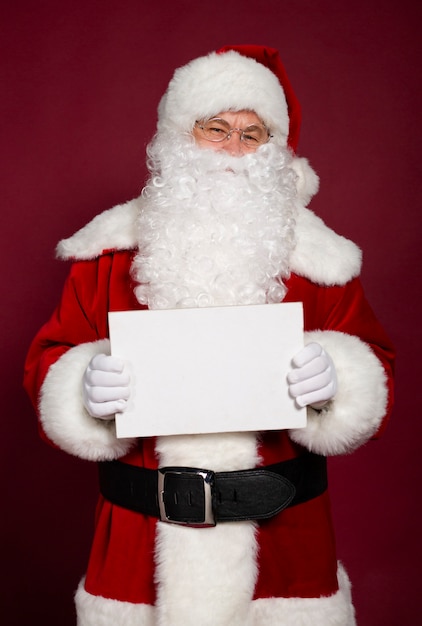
157,51,289,143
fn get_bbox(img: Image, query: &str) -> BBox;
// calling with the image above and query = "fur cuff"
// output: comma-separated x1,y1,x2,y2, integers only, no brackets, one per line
39,340,136,461
289,331,389,455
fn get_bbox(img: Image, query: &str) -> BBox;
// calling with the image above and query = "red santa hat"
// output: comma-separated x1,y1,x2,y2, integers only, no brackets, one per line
157,44,302,151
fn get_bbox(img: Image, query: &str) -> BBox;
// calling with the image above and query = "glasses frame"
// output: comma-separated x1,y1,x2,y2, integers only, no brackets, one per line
195,117,272,147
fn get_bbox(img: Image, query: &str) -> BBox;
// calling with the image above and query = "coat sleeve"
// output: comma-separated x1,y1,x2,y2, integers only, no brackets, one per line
288,277,395,456
23,257,137,461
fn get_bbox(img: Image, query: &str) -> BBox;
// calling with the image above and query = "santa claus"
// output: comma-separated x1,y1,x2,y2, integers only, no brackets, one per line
24,45,395,625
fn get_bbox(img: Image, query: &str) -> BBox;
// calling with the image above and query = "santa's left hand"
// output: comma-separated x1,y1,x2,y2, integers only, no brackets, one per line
287,342,337,408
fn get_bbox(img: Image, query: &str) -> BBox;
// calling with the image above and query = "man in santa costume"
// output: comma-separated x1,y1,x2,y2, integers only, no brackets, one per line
24,45,395,625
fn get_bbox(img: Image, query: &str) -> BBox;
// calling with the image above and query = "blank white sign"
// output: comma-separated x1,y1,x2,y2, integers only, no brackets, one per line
109,302,305,438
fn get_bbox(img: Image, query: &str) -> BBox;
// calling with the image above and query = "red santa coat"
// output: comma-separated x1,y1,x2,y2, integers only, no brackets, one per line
24,200,394,626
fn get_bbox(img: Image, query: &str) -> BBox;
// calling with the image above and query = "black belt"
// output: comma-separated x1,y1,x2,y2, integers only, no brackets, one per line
98,452,327,527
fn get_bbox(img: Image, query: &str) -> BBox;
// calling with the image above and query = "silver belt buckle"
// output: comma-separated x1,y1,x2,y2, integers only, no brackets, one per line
158,467,216,527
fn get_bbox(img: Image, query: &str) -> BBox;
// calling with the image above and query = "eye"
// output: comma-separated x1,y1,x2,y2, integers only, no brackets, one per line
205,119,229,134
243,133,260,143
199,118,231,141
207,125,227,137
243,125,268,145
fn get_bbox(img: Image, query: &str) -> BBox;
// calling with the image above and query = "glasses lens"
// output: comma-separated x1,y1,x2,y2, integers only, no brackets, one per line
197,118,270,146
242,125,269,146
200,118,231,142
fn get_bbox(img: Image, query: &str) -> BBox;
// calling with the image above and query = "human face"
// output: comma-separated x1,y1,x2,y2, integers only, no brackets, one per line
192,110,268,156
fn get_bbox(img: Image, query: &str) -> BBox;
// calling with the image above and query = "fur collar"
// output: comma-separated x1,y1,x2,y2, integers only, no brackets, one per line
56,197,362,286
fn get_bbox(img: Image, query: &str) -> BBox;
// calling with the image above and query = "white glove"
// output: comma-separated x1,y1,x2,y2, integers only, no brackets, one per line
82,353,131,419
287,342,337,408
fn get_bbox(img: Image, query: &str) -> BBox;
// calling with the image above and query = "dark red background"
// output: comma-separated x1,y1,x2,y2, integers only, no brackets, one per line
1,2,420,624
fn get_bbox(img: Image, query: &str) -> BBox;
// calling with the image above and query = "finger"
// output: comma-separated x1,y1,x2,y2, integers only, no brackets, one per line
291,343,322,368
90,353,125,373
86,385,131,404
287,356,330,384
86,398,128,419
85,368,130,387
289,370,333,398
296,386,334,408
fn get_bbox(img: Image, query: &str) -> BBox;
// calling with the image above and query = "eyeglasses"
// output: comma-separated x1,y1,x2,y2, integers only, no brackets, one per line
195,118,272,147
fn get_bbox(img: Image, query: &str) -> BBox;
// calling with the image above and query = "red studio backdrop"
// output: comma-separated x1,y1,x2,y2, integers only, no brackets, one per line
1,2,420,624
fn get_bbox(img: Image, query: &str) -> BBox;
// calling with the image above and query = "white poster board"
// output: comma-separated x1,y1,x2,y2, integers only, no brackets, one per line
108,302,305,438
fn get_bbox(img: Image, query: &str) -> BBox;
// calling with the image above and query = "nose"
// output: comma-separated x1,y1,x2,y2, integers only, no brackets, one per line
221,130,245,156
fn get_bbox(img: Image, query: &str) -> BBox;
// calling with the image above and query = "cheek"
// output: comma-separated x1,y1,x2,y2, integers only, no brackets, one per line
194,136,224,151
205,142,226,152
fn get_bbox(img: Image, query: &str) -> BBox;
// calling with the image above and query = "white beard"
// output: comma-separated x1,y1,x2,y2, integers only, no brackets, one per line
132,132,298,310
130,133,300,625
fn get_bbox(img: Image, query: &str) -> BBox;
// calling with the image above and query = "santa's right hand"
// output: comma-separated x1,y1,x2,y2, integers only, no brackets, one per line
82,353,131,419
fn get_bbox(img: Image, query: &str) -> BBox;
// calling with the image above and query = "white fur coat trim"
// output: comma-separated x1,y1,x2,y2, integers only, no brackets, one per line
75,578,155,626
289,330,389,455
74,564,355,626
289,208,362,286
154,431,261,626
39,339,136,461
56,199,141,261
250,563,356,625
55,197,362,287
